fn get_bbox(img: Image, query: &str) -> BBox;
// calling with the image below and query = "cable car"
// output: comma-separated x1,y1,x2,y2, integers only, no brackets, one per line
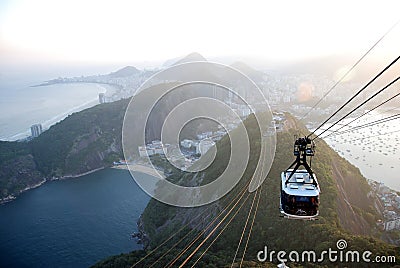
280,136,320,219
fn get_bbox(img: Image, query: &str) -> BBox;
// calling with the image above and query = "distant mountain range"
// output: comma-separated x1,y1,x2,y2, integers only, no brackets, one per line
169,52,208,66
160,52,265,85
108,66,140,77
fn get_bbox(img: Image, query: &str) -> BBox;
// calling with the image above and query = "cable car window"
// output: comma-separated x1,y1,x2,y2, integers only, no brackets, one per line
295,196,310,202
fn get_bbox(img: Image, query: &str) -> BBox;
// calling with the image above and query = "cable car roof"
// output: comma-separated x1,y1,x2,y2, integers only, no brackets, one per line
281,170,320,197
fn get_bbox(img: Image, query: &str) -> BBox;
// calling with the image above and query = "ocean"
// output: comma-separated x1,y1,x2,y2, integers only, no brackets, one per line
0,82,116,141
0,73,151,267
0,168,151,268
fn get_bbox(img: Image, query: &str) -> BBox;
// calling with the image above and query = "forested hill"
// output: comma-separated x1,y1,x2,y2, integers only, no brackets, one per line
0,99,129,201
0,80,241,201
1,92,399,266
94,114,399,267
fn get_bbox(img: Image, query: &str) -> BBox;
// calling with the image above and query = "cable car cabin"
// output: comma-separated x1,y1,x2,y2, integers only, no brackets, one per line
280,169,320,220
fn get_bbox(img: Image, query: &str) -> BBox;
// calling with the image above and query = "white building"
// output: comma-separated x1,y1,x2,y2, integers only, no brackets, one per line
138,140,167,157
180,139,193,148
197,133,207,140
384,218,400,231
30,124,43,138
146,147,155,156
197,132,213,140
154,146,165,155
152,140,162,146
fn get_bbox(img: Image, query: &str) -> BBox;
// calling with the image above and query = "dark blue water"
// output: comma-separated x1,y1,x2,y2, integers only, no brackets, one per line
0,168,151,268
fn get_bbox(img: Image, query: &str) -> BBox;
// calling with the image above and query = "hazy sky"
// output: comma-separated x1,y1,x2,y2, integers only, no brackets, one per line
0,0,399,67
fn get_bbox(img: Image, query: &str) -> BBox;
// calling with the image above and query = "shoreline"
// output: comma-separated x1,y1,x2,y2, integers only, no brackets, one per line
0,178,46,205
112,163,165,178
0,166,107,205
1,164,161,205
57,167,106,180
32,80,122,91
0,162,150,268
1,82,119,141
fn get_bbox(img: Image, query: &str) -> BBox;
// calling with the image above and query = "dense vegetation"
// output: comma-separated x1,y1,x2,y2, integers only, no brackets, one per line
0,141,41,198
0,80,242,201
30,99,128,176
93,114,399,267
0,99,129,200
1,86,399,266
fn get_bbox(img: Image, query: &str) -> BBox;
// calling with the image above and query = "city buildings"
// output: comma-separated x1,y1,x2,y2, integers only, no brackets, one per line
138,140,168,157
384,218,400,231
30,124,43,138
369,180,400,231
180,139,194,149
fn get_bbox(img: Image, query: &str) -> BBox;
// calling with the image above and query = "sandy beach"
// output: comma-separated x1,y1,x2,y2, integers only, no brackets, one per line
112,163,165,178
0,82,118,141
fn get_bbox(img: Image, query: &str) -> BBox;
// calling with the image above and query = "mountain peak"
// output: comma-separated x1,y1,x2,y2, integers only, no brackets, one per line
108,66,140,77
172,52,207,66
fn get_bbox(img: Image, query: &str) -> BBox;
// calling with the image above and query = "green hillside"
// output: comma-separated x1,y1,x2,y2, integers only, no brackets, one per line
0,99,129,201
0,80,238,201
93,114,399,267
1,93,398,266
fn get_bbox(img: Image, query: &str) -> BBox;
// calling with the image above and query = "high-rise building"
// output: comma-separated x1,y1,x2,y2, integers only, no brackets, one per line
99,93,106,104
31,124,43,138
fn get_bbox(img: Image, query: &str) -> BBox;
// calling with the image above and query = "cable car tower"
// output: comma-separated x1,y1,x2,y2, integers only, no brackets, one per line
280,136,320,220
285,136,317,186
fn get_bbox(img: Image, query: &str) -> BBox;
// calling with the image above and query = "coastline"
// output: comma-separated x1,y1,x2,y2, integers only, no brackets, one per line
114,163,157,250
32,80,122,91
1,82,118,141
1,164,161,205
0,164,150,268
113,162,163,249
57,167,106,180
112,163,165,178
0,178,46,205
0,166,107,205
1,163,154,256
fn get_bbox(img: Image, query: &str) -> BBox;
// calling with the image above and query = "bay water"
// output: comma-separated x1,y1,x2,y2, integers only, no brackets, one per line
0,168,151,268
321,110,400,191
